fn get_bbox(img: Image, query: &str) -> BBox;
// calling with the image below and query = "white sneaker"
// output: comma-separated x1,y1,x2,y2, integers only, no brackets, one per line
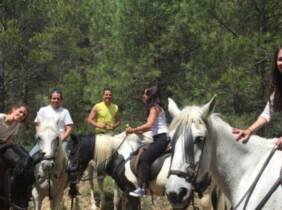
129,187,145,197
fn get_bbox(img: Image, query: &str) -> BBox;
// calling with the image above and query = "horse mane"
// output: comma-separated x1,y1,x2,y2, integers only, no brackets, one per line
36,118,59,137
209,114,277,148
94,135,117,166
169,104,277,150
169,105,204,143
94,131,152,166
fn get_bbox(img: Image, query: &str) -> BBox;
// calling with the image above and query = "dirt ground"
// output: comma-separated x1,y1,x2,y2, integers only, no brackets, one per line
28,177,197,210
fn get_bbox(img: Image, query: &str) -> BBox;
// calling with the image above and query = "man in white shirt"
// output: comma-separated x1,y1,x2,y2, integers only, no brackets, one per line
30,89,74,155
30,89,80,195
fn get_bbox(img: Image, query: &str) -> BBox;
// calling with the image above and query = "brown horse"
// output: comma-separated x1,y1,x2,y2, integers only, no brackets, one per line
0,144,41,210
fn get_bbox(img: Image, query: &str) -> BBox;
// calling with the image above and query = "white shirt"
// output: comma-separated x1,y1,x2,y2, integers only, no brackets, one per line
0,113,20,142
34,105,73,138
151,109,168,136
260,94,274,122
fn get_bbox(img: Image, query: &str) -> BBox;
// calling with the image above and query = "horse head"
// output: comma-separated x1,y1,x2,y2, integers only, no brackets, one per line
35,118,61,173
165,96,216,208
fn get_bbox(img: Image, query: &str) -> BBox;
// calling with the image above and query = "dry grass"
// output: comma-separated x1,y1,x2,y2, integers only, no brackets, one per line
28,176,199,210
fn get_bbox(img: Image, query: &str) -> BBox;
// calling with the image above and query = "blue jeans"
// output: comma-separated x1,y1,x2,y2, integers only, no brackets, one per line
29,140,69,156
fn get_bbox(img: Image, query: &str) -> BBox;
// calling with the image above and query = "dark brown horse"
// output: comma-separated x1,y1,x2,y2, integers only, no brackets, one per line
0,144,42,210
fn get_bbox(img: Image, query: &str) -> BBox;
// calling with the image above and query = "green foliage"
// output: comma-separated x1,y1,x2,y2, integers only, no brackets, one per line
2,0,282,145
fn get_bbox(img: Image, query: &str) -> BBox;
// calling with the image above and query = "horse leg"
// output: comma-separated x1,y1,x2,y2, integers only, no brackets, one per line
32,188,43,210
73,196,80,210
88,165,99,210
0,199,9,210
121,193,127,210
199,193,214,210
126,195,140,210
113,180,120,210
32,197,43,210
50,190,64,210
97,175,106,210
211,187,232,210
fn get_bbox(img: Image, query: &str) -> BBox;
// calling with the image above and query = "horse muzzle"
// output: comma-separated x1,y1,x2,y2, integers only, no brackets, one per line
41,160,55,172
165,175,193,208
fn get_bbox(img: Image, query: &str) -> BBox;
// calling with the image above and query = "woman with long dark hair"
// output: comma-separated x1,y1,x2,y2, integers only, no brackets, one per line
126,85,169,197
233,46,282,147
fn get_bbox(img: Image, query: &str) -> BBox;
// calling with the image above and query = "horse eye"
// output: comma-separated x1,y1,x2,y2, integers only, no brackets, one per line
195,136,204,144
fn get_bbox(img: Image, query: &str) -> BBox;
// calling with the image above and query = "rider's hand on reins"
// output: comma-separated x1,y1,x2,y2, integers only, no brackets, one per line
232,128,252,143
125,124,134,135
275,137,282,149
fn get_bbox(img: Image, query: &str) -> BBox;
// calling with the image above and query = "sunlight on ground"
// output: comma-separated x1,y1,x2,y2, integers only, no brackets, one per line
28,176,198,210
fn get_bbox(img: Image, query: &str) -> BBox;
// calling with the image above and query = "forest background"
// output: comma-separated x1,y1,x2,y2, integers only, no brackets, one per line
1,0,282,147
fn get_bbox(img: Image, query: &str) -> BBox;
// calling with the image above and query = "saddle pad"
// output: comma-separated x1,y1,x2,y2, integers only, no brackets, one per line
130,152,171,181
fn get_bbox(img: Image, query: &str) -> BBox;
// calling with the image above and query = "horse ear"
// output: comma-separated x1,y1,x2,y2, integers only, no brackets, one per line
201,95,217,119
168,98,180,118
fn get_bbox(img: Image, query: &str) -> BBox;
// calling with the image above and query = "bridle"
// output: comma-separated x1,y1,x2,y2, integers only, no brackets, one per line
37,136,60,201
39,136,60,162
168,126,207,192
168,126,207,210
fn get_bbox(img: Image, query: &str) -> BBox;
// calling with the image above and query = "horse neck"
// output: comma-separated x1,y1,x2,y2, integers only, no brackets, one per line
118,134,141,159
206,116,273,199
53,141,67,174
94,135,118,166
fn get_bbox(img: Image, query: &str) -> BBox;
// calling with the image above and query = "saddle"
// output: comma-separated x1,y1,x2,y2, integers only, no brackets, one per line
130,143,171,181
0,144,28,167
0,144,35,185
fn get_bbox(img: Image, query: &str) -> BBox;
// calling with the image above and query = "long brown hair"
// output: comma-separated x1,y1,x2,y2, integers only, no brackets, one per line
7,103,30,123
144,85,164,116
269,47,282,112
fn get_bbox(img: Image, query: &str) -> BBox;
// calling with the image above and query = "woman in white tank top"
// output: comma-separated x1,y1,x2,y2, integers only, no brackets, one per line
125,85,169,197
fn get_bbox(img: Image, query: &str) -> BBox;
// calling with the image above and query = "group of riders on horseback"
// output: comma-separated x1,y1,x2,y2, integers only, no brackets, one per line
1,46,282,209
0,82,170,205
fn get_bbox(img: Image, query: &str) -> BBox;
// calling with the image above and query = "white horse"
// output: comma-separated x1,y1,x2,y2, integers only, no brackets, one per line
32,119,69,210
166,96,282,210
76,129,226,210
